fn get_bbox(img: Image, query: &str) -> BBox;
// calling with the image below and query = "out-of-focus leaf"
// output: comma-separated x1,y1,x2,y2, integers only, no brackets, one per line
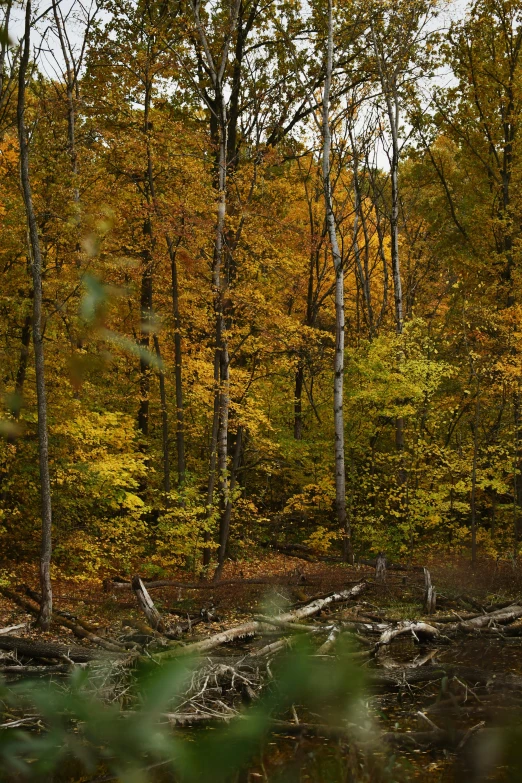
80,273,108,323
101,329,164,371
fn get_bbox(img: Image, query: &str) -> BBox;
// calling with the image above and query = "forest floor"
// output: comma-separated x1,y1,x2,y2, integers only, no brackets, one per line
2,553,522,781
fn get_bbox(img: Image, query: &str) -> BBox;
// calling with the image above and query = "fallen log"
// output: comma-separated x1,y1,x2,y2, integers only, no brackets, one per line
0,635,98,662
0,664,78,675
316,626,340,655
375,621,439,650
23,586,100,634
16,586,127,652
252,636,295,658
430,611,480,623
443,605,522,634
112,575,318,591
155,582,367,659
0,623,27,636
253,615,319,633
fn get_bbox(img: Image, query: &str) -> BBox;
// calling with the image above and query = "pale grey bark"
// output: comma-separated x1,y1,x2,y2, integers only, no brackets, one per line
371,20,403,335
190,0,241,572
17,0,53,629
322,0,351,562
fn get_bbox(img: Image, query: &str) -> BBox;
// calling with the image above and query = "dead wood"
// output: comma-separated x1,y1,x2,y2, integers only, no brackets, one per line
431,611,481,623
375,553,386,583
131,576,189,640
253,615,318,633
0,585,41,615
0,664,77,675
155,582,367,659
19,586,127,652
122,619,163,637
0,623,27,636
423,568,436,614
252,636,295,658
0,585,127,652
375,621,439,650
132,576,165,631
442,605,522,634
23,586,100,634
0,635,98,662
316,626,340,655
113,574,318,590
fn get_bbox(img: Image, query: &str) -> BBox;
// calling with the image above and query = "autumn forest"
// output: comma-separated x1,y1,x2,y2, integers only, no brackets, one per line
1,0,521,620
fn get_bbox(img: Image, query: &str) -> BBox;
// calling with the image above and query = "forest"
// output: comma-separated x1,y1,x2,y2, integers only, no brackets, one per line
2,0,522,780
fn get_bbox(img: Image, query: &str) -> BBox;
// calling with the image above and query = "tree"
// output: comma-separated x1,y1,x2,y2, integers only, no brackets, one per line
17,0,53,628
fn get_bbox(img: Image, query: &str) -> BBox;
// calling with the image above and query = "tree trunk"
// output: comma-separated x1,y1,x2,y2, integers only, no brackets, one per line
471,380,480,567
294,360,304,440
203,352,221,568
167,235,186,485
514,388,521,559
322,0,351,563
153,334,170,494
10,312,31,420
214,425,243,581
371,20,406,490
17,0,53,630
423,568,436,614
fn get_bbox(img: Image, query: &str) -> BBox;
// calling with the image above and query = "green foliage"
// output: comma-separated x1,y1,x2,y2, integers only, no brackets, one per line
0,642,367,783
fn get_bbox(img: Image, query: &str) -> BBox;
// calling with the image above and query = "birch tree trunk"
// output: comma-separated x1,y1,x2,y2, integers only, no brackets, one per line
17,0,53,629
191,0,240,570
322,0,352,563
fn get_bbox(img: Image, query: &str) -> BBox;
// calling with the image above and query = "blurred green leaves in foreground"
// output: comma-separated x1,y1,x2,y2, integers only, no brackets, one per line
0,638,367,783
4,639,522,782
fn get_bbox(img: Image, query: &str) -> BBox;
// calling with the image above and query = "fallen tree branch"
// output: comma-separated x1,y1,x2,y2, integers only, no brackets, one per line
442,605,522,634
154,582,367,659
375,621,439,650
0,623,27,636
0,635,98,662
17,586,127,652
112,575,318,591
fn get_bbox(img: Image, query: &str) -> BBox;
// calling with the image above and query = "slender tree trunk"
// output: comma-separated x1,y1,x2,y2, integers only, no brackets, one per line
471,380,480,568
138,254,153,437
214,425,242,581
203,351,221,568
17,0,53,629
371,21,405,483
138,79,155,440
514,388,520,559
350,139,373,338
322,0,352,563
11,313,31,419
191,0,240,570
294,361,304,440
166,235,186,485
153,334,170,494
52,0,78,202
